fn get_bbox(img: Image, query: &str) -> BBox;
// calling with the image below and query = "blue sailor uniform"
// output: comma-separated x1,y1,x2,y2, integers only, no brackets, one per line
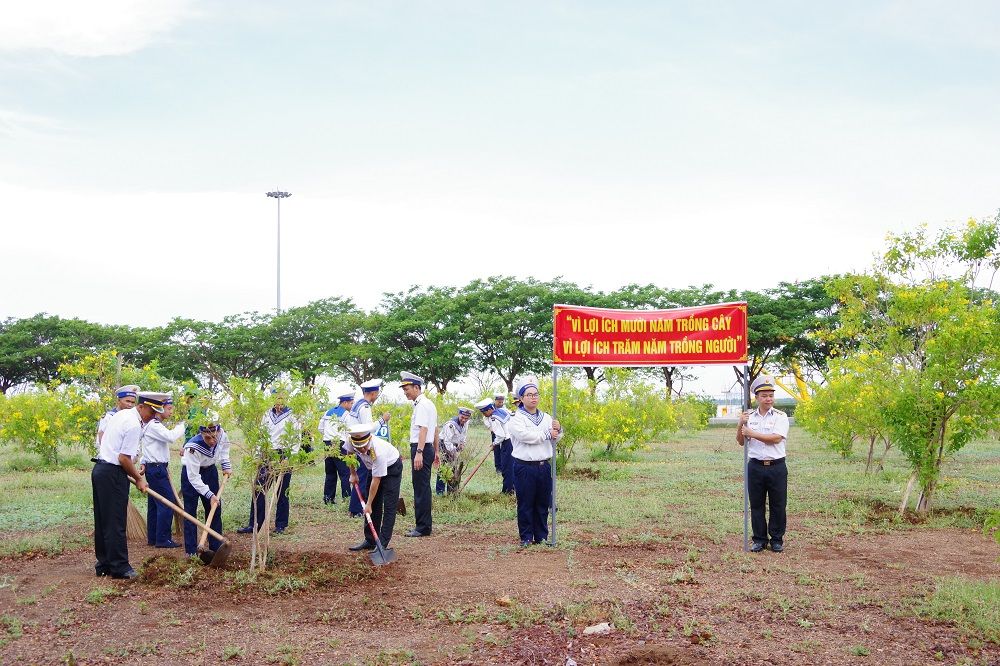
180,431,231,555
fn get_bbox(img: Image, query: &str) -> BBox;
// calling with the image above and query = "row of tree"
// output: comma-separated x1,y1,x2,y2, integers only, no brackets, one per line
0,276,838,395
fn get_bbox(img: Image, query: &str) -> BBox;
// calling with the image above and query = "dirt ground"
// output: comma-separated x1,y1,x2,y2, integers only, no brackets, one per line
1,518,998,665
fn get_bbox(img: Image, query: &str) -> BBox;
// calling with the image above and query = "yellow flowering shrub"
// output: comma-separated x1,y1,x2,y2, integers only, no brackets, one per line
0,387,102,464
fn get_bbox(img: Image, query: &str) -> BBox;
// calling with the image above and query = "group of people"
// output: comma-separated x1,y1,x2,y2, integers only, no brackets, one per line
90,370,789,579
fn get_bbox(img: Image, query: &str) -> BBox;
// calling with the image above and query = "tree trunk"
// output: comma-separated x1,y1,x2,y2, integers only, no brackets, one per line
662,367,675,398
899,471,917,516
864,435,875,474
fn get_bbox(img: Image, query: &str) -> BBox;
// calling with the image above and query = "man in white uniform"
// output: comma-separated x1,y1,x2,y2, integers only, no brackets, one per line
90,391,165,579
737,375,790,552
346,423,403,552
140,397,186,548
181,416,232,557
96,385,139,447
436,407,471,495
401,371,437,537
238,392,301,534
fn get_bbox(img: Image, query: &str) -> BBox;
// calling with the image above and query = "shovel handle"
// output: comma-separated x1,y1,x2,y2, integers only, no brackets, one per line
460,445,495,491
134,479,227,544
198,475,229,550
353,483,389,557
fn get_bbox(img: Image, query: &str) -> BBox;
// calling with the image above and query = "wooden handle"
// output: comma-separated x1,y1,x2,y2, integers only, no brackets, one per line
197,475,229,549
134,479,227,543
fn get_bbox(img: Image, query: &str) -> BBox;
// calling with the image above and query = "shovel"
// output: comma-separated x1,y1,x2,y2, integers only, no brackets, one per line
352,484,396,566
130,479,232,568
196,475,229,554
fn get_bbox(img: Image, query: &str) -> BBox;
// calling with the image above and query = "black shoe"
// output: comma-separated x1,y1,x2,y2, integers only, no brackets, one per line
348,541,377,552
350,512,363,518
95,568,110,578
111,568,139,580
770,542,784,553
520,541,532,548
404,529,429,537
155,540,181,549
236,525,256,534
272,527,286,534
750,541,766,553
323,496,333,505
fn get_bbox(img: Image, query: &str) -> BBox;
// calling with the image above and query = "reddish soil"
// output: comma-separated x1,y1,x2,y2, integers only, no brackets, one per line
1,521,998,665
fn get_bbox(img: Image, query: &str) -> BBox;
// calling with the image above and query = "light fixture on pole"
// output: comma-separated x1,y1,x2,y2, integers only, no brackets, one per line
265,190,291,313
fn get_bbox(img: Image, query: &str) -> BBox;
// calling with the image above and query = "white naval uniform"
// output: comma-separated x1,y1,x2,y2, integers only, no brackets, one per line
346,437,401,477
439,418,468,461
140,419,186,464
745,407,789,461
183,433,232,499
262,407,301,453
508,408,561,461
97,408,147,465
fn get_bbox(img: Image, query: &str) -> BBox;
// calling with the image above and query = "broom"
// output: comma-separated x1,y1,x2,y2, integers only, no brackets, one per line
125,492,147,542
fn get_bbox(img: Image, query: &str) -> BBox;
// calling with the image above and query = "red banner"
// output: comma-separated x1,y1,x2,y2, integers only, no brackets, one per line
552,303,748,366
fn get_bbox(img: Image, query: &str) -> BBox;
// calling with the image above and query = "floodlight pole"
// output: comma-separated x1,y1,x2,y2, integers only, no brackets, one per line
266,190,292,314
742,364,751,552
550,365,558,546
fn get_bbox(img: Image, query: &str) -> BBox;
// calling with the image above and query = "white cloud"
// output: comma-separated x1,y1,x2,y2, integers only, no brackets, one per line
0,0,197,57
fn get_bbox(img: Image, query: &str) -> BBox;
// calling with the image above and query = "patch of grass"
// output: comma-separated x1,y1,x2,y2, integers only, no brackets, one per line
2,614,24,640
667,564,697,585
849,645,871,656
0,531,89,559
917,576,1000,644
85,586,121,605
222,645,245,660
266,644,300,665
365,649,419,665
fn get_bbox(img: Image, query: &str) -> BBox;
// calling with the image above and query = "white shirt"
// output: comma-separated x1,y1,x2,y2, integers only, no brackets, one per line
439,418,468,459
746,407,789,460
409,394,437,444
97,407,147,465
485,411,511,443
262,407,301,453
352,399,374,425
347,437,400,478
182,432,232,499
508,408,561,462
141,419,186,464
96,408,117,446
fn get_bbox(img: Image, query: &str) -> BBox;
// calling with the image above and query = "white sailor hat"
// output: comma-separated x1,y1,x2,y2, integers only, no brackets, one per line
198,410,222,432
493,391,506,400
347,422,378,447
115,385,140,398
336,387,356,402
136,391,170,414
457,407,472,417
750,375,776,394
399,371,423,387
514,375,539,398
475,398,494,413
360,378,383,393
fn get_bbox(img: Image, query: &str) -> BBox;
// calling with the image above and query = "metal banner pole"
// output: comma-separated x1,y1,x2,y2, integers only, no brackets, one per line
742,364,751,552
550,365,558,546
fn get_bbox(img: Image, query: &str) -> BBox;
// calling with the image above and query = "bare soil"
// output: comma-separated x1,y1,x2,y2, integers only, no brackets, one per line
1,519,998,665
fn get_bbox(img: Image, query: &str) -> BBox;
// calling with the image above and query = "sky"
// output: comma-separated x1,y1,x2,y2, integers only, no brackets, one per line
3,1,999,393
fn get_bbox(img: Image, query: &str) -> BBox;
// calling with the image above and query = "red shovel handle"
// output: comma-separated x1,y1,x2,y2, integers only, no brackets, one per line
460,445,495,492
353,483,381,543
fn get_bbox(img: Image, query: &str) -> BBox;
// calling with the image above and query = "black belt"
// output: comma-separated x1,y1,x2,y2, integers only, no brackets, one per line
145,462,168,467
514,458,549,466
750,458,785,466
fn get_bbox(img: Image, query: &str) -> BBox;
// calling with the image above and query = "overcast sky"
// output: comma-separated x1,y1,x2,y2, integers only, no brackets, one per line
3,1,999,391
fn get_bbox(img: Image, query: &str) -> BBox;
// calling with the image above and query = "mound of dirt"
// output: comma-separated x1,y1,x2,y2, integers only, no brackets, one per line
614,645,704,665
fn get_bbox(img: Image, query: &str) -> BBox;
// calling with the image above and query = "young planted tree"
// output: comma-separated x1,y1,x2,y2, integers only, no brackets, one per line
827,216,1000,515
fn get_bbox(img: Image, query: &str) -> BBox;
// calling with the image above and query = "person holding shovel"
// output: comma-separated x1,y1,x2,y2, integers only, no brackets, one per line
346,422,402,553
91,391,166,579
508,376,562,547
180,416,232,558
436,407,471,495
140,397,186,548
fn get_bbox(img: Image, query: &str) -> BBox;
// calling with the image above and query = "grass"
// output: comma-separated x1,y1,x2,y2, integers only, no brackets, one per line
1,427,997,557
85,586,122,605
917,576,1000,644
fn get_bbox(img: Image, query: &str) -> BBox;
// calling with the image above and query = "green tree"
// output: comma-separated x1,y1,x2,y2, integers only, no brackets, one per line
377,286,472,393
0,314,114,393
332,310,394,385
827,217,1000,515
164,313,283,389
272,297,361,387
459,276,579,392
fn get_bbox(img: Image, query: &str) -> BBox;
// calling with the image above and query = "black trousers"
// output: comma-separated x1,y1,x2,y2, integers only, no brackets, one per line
410,443,435,535
92,462,131,575
362,458,403,547
748,458,787,545
248,465,292,531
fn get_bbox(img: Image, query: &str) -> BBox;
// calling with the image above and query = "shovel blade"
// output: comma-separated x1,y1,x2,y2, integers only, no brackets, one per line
197,550,215,566
369,547,396,566
208,541,232,569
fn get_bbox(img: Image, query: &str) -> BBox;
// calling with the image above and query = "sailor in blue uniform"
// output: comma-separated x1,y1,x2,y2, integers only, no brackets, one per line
238,391,300,534
180,416,232,557
320,390,356,505
96,385,140,448
491,392,506,472
477,398,514,494
508,376,562,546
140,396,185,548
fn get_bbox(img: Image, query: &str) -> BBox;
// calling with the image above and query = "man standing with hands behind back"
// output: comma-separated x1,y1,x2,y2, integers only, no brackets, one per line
737,375,790,553
401,371,436,538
